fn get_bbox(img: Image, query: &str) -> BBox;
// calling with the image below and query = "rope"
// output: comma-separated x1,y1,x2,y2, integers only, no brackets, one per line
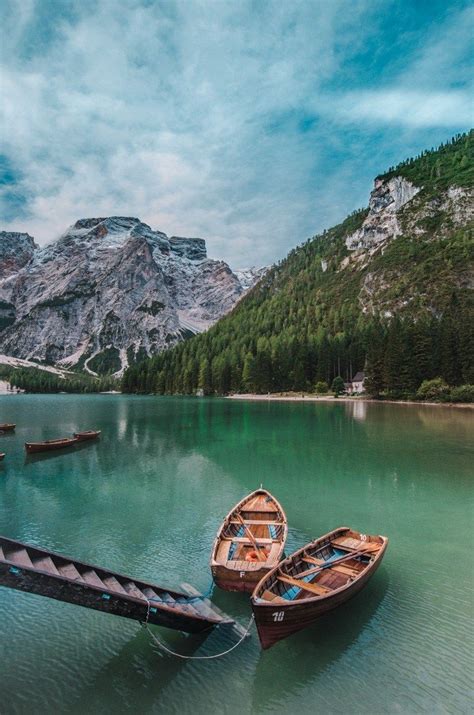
141,613,255,660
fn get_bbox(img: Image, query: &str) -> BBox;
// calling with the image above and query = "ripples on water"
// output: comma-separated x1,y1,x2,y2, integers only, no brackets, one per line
0,396,472,714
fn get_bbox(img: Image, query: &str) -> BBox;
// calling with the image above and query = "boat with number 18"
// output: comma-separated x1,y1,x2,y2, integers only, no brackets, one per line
251,526,388,649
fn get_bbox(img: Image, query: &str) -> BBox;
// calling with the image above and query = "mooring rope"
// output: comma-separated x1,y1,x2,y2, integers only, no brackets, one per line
141,613,255,660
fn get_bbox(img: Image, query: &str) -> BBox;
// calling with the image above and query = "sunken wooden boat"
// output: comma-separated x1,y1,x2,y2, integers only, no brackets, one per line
211,488,288,593
25,436,79,454
0,536,234,634
251,526,388,649
0,423,15,432
73,430,101,441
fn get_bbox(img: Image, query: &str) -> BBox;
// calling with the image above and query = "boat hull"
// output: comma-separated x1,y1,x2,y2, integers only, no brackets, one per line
0,424,15,432
210,488,288,592
25,439,79,454
0,536,232,634
252,550,385,649
212,564,273,593
74,431,101,441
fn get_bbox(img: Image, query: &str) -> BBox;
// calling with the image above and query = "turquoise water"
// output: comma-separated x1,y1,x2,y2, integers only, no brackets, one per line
0,395,472,714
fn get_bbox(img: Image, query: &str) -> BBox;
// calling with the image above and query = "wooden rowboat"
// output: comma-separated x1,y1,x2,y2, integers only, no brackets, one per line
25,437,79,454
251,526,388,649
0,423,15,432
73,430,101,441
211,488,288,593
0,453,5,461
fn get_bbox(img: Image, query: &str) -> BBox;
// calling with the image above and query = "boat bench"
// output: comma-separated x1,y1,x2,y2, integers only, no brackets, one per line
223,537,276,544
229,520,282,526
278,574,330,596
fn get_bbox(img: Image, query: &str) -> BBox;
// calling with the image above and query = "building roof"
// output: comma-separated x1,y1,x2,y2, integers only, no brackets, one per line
352,372,365,382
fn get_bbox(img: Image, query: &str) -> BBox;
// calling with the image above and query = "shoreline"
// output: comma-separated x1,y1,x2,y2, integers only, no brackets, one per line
226,393,474,409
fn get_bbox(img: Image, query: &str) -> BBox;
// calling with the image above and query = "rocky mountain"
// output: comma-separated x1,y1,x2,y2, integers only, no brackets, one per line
122,131,473,396
0,217,264,374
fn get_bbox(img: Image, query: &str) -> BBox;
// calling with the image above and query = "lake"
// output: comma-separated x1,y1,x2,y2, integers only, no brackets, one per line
0,395,472,714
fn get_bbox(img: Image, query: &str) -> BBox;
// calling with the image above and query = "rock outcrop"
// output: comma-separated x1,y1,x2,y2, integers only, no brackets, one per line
0,217,264,374
345,177,420,250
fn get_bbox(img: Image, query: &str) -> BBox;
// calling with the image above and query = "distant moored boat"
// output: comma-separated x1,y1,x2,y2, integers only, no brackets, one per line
251,526,388,649
25,437,79,454
73,430,101,441
211,488,288,593
0,453,5,461
0,424,15,432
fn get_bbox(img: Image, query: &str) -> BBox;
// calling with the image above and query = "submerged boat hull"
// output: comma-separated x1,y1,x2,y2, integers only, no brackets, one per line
251,527,388,649
0,536,233,634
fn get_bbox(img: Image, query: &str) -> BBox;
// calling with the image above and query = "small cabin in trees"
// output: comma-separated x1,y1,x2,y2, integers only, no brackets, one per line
345,372,365,394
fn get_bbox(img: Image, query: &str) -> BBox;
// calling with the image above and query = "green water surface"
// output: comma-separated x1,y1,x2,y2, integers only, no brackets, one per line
0,395,472,714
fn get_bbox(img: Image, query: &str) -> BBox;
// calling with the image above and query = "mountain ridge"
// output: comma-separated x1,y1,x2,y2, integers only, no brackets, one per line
122,131,473,396
0,217,264,375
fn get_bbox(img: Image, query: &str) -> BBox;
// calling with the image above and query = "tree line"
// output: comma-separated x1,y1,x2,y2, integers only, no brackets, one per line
10,368,116,394
122,293,473,399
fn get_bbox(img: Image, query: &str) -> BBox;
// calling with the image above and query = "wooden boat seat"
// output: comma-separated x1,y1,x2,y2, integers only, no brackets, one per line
302,555,325,566
229,520,282,526
261,589,286,604
332,537,380,552
278,574,330,596
223,537,276,544
330,564,359,577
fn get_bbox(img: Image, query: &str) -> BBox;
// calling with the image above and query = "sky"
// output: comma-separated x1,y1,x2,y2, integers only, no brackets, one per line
0,0,472,268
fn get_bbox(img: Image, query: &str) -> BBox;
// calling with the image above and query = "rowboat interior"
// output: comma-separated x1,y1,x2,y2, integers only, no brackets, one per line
255,530,385,603
215,490,287,570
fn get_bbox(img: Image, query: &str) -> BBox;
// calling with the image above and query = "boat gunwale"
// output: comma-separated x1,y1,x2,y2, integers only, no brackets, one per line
210,487,288,568
25,437,79,447
0,536,217,622
251,526,388,606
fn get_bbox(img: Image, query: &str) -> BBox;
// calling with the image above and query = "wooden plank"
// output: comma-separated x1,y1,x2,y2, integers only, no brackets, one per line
302,555,325,566
223,537,275,544
123,581,146,600
331,564,359,576
261,589,286,603
332,537,380,552
57,563,83,580
8,548,33,568
81,569,105,588
236,514,266,561
229,520,282,526
278,574,330,596
102,575,128,595
32,556,60,575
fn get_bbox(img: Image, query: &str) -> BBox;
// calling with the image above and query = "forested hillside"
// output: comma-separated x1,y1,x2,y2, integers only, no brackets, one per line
123,132,474,399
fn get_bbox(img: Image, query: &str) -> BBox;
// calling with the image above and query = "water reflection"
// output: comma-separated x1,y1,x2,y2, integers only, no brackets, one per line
251,570,390,713
1,395,472,714
345,400,367,422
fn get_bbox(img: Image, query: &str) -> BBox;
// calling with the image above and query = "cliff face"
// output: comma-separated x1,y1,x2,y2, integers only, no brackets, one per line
120,132,473,396
0,217,263,373
345,177,420,250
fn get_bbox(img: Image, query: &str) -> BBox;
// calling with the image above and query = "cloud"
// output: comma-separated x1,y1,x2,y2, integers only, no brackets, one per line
330,89,472,128
0,0,472,267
